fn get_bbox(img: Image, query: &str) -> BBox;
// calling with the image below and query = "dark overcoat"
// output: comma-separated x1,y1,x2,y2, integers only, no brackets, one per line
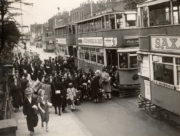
23,97,38,132
51,78,63,107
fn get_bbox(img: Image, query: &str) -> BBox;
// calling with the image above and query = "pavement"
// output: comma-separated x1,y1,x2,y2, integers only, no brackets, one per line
13,97,180,136
26,43,56,60
13,107,93,136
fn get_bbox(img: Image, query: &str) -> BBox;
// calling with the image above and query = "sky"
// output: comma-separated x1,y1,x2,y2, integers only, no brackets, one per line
13,0,98,30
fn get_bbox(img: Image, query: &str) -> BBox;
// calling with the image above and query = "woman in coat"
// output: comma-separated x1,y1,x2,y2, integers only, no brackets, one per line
91,70,102,103
101,71,112,100
23,88,38,136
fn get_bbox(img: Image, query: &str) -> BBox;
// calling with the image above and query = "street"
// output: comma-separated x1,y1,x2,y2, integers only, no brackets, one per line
14,97,180,136
27,43,56,60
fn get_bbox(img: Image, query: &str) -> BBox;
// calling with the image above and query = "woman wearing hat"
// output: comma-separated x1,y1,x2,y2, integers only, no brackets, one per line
23,88,38,136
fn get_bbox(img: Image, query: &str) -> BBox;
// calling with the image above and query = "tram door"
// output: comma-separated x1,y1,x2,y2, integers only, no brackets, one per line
106,49,118,66
68,46,73,56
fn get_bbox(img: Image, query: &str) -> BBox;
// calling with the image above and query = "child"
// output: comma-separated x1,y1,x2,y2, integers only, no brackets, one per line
37,89,52,132
23,88,38,136
67,83,77,111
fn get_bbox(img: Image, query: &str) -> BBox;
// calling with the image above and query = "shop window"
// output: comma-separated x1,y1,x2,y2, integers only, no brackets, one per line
153,63,174,85
119,53,128,68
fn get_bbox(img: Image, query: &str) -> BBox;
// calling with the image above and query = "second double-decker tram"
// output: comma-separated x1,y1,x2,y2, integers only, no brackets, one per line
75,10,140,95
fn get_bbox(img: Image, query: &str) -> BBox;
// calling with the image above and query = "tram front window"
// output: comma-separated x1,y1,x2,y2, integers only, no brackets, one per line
119,52,138,69
130,54,137,68
119,53,128,68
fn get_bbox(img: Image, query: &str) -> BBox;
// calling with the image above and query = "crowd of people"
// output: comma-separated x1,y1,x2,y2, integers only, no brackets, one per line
9,52,119,136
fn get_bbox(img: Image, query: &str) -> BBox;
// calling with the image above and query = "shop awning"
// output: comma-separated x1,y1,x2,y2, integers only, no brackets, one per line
117,47,139,53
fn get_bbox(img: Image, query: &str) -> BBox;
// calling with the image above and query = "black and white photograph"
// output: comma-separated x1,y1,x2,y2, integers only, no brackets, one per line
0,0,180,136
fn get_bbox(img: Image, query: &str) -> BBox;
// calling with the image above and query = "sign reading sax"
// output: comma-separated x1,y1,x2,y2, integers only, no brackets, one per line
151,36,180,53
56,38,67,44
78,37,103,46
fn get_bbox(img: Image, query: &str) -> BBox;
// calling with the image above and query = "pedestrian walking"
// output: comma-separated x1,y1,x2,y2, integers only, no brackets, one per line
37,89,52,132
23,88,38,136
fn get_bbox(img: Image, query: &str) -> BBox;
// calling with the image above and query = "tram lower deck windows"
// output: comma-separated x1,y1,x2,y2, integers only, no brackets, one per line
85,52,90,60
119,53,128,68
97,55,104,64
153,63,174,85
90,54,96,62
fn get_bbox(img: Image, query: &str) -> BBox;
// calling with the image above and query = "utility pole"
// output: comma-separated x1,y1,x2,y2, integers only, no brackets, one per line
90,0,93,17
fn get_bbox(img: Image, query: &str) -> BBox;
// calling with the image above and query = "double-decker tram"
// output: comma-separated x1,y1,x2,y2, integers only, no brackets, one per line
43,42,55,52
55,24,76,60
137,0,180,124
43,33,55,52
75,10,140,96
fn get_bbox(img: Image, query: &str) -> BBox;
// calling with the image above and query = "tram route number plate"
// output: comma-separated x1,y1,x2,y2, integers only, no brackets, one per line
55,90,61,94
